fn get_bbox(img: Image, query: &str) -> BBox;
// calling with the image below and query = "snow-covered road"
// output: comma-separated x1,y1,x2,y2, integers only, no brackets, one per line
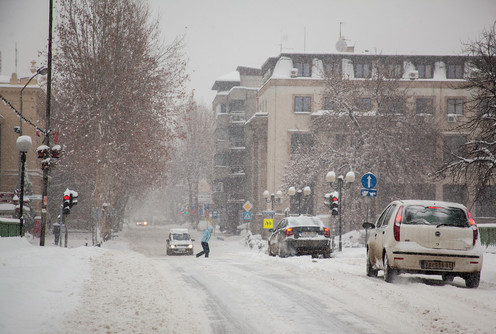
1,225,495,334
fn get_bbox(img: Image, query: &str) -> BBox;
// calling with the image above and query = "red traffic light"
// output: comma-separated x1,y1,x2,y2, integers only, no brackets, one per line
64,195,70,201
332,197,338,202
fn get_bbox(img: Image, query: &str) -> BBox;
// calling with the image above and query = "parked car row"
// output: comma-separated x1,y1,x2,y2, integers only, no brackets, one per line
266,199,483,289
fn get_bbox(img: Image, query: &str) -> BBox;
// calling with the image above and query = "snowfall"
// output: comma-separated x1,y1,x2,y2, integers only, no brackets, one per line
1,225,495,334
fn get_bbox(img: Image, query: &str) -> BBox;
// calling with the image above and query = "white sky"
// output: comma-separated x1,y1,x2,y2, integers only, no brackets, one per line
1,0,495,104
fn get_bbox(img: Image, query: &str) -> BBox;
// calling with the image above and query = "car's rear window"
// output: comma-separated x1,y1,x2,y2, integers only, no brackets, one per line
403,205,469,227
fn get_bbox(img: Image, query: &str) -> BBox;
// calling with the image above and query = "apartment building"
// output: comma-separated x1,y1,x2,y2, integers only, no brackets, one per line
211,66,261,232
213,52,494,234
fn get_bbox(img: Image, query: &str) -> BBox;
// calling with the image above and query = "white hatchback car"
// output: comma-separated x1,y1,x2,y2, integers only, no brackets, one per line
363,200,483,288
166,228,194,255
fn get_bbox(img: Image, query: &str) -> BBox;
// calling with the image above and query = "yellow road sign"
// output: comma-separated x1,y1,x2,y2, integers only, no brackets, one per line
243,201,253,211
263,218,274,229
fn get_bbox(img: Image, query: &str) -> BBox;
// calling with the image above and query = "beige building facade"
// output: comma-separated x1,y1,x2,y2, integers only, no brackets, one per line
212,52,493,235
0,69,46,223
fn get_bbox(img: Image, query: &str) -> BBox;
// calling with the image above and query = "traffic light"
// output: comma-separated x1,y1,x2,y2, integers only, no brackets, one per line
69,191,78,208
330,192,339,216
63,192,71,214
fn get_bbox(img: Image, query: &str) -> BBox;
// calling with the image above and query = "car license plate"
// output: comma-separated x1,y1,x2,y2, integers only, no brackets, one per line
420,260,454,270
301,232,316,237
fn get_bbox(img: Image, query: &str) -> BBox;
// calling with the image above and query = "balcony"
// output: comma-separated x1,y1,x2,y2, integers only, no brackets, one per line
212,191,227,204
230,112,245,124
214,165,229,179
215,139,230,152
229,165,246,177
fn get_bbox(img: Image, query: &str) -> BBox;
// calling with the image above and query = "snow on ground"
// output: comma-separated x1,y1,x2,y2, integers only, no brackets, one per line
0,226,495,334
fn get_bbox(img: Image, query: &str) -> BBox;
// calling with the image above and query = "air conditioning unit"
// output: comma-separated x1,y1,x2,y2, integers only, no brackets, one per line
409,70,419,80
447,115,457,123
290,68,298,78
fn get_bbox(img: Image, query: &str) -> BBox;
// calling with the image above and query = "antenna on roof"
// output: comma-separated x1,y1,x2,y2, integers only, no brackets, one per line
15,42,18,74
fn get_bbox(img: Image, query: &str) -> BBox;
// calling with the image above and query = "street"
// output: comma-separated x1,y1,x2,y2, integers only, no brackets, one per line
113,225,496,334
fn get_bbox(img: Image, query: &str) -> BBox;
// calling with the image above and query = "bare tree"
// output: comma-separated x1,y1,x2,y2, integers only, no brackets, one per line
283,59,442,230
434,24,496,203
51,0,188,239
169,95,215,228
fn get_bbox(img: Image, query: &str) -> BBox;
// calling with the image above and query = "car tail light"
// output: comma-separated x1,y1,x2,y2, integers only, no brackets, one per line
285,228,294,237
393,206,403,241
324,227,330,237
467,211,478,246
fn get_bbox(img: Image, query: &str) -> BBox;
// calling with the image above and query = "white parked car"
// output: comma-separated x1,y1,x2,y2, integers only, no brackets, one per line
363,200,483,288
166,229,194,255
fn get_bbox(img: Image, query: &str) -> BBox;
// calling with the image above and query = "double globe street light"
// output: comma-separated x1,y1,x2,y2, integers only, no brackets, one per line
288,186,311,215
326,171,355,251
263,190,282,211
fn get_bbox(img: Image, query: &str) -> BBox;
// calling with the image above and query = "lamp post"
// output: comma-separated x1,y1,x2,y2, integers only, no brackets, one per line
288,186,311,215
19,66,48,135
263,190,282,210
326,171,355,251
16,135,33,237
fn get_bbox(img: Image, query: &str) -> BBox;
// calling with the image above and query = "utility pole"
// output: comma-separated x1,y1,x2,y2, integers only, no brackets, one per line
40,0,53,246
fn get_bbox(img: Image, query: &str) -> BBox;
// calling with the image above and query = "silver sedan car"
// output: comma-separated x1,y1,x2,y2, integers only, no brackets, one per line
268,216,332,258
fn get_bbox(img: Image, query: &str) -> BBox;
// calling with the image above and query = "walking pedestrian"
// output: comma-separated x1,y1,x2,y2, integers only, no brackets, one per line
196,226,213,258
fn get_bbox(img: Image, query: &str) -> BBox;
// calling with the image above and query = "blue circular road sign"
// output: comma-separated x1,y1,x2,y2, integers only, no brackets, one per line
361,172,377,189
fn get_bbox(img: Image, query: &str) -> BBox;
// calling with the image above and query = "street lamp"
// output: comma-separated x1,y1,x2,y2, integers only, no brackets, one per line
19,66,48,135
326,170,355,251
263,190,282,210
16,135,33,237
288,186,311,215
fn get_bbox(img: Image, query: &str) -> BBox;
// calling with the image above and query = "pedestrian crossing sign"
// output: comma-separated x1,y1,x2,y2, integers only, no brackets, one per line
263,218,273,229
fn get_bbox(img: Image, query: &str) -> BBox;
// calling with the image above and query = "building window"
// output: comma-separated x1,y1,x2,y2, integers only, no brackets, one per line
295,61,311,77
213,182,224,193
220,104,227,113
416,98,434,114
325,63,341,77
379,97,405,114
354,97,372,111
323,97,335,110
355,63,371,78
447,98,464,115
417,64,433,78
443,135,466,163
215,154,228,166
290,133,314,153
447,64,464,79
475,186,496,217
386,64,402,78
294,96,312,113
229,100,244,112
443,184,467,206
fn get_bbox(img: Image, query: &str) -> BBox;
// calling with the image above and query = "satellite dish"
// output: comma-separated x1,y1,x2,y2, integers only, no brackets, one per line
336,37,348,52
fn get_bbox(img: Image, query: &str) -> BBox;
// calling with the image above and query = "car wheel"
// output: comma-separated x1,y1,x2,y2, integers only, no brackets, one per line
465,272,480,289
442,273,454,282
383,253,397,283
366,249,378,277
166,250,171,256
323,250,331,259
268,243,276,257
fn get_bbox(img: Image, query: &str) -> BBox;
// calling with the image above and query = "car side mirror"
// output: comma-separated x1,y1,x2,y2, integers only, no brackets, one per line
362,222,375,229
191,239,195,242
